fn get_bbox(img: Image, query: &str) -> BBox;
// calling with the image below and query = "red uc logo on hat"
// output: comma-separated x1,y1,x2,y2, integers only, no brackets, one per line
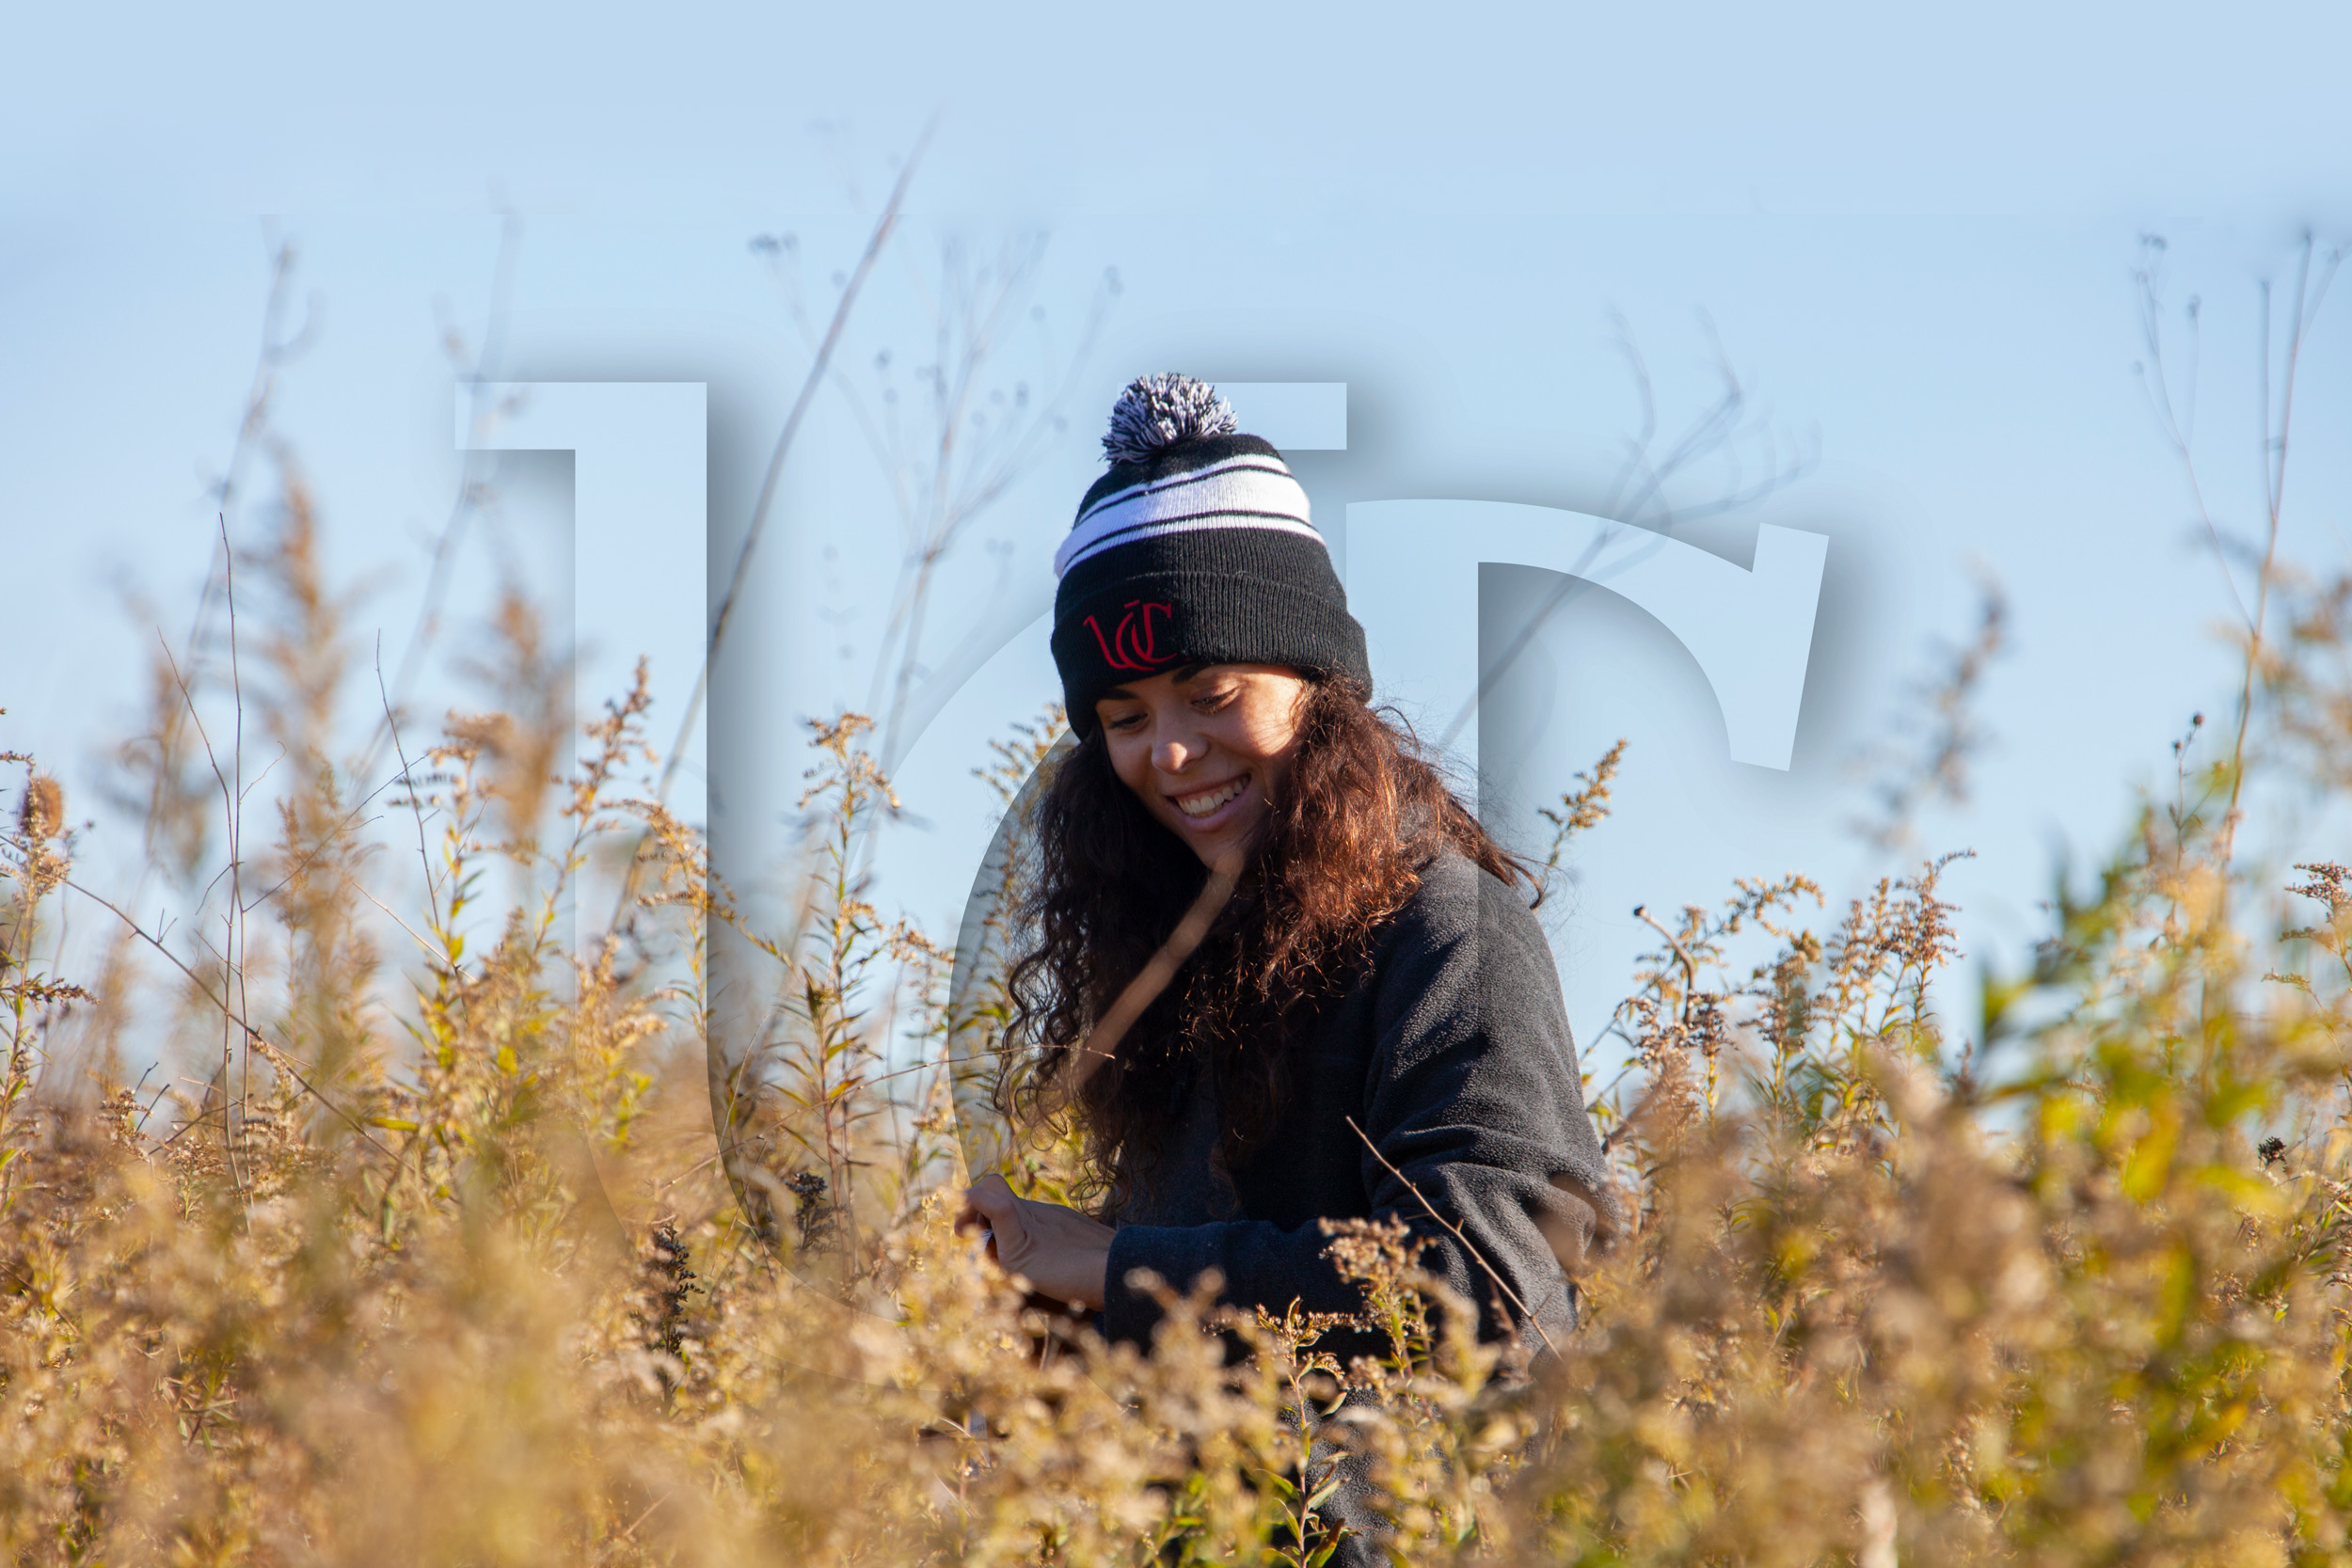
1083,600,1175,672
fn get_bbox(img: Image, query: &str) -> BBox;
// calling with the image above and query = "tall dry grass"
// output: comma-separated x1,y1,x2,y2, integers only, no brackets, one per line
6,241,2352,1565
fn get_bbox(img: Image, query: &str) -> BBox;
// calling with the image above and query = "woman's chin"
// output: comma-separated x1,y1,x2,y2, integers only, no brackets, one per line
1164,809,1263,867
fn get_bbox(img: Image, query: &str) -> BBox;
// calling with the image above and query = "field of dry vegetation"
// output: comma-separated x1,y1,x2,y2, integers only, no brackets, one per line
6,240,2352,1566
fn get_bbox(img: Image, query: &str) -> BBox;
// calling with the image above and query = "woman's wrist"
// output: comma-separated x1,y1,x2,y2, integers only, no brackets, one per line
1088,1243,1112,1310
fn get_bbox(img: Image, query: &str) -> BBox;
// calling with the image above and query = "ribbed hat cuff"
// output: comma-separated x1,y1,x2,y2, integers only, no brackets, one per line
1052,564,1370,735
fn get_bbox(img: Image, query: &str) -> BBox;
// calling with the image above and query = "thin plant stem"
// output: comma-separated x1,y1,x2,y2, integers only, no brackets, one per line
223,513,251,1190
35,864,402,1169
1343,1114,1560,1360
661,121,934,806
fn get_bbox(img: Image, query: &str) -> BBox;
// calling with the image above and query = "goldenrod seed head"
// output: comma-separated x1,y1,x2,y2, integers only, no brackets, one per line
19,774,63,840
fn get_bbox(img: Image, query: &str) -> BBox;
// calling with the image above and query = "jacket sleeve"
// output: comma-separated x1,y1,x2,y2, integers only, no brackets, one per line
1099,862,1615,1350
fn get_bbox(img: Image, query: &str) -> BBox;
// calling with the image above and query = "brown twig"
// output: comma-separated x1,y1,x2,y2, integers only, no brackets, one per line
221,511,252,1187
356,209,523,783
1022,856,1241,1137
376,638,442,935
2223,236,2344,847
594,128,935,961
660,119,935,804
153,604,248,1190
1632,903,1701,1031
1343,1114,1560,1359
37,864,403,1168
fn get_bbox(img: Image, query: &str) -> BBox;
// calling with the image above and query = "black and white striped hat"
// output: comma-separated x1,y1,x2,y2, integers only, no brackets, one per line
1050,374,1370,735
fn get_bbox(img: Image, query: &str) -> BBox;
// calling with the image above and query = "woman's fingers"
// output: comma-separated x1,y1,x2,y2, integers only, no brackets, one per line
959,1176,1033,1275
955,1172,1017,1232
950,1180,1113,1309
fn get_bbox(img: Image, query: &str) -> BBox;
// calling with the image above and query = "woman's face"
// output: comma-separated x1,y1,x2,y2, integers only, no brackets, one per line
1095,663,1311,869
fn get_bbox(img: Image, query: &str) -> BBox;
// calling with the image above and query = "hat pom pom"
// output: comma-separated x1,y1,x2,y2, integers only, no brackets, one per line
1102,373,1238,466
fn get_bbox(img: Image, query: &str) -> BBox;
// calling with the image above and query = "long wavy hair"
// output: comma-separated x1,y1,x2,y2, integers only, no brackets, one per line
1004,677,1526,1215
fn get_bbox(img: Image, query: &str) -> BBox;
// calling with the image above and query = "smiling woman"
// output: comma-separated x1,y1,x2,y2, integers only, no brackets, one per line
958,375,1616,1560
1095,662,1310,867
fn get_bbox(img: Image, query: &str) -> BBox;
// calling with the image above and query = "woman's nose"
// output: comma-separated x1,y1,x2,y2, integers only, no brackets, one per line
1153,727,1203,774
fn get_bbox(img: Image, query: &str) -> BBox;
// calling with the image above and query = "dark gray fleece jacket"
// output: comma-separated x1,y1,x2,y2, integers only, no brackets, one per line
1101,849,1614,1358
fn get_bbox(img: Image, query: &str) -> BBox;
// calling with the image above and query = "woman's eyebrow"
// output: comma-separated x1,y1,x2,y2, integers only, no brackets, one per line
1168,662,1214,685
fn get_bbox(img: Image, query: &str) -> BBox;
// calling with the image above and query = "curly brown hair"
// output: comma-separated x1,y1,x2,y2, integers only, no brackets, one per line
1004,677,1527,1215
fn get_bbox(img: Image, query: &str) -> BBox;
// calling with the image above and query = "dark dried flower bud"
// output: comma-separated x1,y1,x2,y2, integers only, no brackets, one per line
18,775,63,840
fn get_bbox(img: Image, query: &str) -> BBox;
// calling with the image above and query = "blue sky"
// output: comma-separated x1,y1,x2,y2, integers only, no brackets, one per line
4,3,2349,1075
8,2,2348,221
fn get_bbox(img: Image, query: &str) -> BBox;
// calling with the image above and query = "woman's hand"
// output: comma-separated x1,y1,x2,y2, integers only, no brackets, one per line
955,1173,1116,1311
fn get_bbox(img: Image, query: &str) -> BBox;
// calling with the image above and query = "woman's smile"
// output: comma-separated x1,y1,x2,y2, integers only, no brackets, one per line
1168,771,1250,824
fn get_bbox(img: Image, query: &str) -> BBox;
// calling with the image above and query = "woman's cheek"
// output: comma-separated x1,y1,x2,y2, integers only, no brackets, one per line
1106,733,1155,803
1240,692,1304,763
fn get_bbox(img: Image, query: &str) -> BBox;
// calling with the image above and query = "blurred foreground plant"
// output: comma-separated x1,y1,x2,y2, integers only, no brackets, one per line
11,544,2352,1564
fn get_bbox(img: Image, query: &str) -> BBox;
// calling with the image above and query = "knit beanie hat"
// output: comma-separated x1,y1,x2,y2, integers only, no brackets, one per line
1051,374,1371,735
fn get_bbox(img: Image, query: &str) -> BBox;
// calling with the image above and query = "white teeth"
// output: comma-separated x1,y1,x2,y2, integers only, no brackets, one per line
1173,776,1246,818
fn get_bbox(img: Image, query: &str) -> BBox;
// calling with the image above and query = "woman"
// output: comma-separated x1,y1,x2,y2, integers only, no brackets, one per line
959,373,1613,1368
